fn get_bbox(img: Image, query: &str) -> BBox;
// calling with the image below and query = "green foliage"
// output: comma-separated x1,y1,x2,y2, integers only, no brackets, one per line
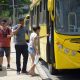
0,0,31,4
22,0,31,3
0,0,8,4
0,0,31,18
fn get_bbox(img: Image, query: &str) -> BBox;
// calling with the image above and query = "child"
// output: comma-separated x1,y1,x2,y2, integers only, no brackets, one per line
28,26,48,76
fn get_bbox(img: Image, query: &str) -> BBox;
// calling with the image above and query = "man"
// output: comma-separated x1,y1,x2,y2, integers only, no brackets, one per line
0,19,12,71
13,17,28,74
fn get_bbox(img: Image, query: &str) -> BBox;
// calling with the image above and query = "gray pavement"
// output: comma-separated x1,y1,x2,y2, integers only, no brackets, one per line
0,53,42,80
0,37,49,80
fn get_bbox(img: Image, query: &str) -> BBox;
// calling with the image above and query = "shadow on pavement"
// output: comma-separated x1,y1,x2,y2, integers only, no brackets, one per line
53,69,80,80
0,66,7,77
42,78,52,80
7,68,16,71
26,73,40,77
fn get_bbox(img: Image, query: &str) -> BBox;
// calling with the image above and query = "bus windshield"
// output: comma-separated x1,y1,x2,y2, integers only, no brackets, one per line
56,0,80,35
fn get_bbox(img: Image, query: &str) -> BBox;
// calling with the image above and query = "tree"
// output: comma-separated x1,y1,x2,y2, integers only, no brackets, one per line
19,0,31,4
0,0,31,19
0,0,8,4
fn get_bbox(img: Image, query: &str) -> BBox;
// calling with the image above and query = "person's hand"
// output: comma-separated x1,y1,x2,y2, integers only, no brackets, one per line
7,33,13,38
46,34,50,36
18,24,22,28
7,35,11,38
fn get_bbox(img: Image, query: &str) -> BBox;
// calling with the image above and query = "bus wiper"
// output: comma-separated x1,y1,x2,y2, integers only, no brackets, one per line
64,38,80,43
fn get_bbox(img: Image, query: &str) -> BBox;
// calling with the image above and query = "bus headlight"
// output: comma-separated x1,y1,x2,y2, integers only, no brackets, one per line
58,44,63,49
72,51,76,56
64,48,69,54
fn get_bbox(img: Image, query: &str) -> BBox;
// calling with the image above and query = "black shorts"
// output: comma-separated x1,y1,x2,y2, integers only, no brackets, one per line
0,47,10,57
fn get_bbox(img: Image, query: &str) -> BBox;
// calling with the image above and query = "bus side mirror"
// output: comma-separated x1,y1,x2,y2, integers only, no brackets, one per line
48,0,55,21
48,0,54,12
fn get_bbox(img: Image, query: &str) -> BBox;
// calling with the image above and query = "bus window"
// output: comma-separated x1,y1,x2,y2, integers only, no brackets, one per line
33,7,37,26
39,0,47,24
39,1,43,24
43,0,47,23
37,5,39,26
56,0,80,35
40,1,42,12
30,11,33,28
43,0,46,10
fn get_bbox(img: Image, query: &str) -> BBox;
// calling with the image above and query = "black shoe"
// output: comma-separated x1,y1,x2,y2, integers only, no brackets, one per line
21,71,28,74
17,71,20,75
0,65,2,71
7,64,10,69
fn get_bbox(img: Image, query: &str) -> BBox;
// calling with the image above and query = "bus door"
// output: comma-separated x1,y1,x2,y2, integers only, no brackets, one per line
47,13,55,64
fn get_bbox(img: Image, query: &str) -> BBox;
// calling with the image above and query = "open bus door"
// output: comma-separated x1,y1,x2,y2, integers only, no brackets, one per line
46,15,56,74
47,0,57,74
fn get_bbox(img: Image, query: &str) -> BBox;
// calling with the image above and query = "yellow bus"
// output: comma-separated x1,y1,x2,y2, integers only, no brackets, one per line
24,14,30,42
30,0,80,74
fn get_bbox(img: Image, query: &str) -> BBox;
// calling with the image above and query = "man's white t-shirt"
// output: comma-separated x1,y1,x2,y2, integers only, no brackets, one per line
29,32,38,48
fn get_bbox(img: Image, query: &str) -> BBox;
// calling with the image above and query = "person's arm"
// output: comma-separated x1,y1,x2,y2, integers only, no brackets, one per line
7,27,13,38
7,33,13,38
38,34,49,38
7,24,21,38
12,24,21,35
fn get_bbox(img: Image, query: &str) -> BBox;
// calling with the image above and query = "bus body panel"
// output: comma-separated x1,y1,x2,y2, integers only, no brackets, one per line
40,24,47,62
54,32,80,69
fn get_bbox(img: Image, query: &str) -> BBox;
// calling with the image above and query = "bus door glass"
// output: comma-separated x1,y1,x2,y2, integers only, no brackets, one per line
49,19,54,63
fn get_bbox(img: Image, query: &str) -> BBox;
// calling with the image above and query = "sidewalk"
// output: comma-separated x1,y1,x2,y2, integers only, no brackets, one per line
0,37,42,80
0,37,50,80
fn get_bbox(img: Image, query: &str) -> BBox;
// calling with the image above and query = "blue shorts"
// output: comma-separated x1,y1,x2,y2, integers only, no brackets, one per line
28,47,36,54
0,47,10,57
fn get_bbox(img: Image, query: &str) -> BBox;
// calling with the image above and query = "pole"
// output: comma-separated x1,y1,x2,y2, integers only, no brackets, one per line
12,0,15,25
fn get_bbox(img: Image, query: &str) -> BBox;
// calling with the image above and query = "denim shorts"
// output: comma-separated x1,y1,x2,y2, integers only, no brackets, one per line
0,47,10,57
28,47,36,54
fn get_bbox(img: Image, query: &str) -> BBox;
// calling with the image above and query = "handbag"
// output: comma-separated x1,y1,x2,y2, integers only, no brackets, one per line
34,54,40,65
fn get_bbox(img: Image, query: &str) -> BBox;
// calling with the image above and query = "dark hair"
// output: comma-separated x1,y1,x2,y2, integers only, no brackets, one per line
18,17,24,22
32,26,40,32
37,26,40,30
1,19,7,23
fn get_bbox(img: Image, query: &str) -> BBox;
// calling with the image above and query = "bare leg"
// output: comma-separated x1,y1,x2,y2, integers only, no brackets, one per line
0,57,3,70
29,54,36,75
31,54,35,65
7,56,10,65
0,57,3,65
6,55,10,68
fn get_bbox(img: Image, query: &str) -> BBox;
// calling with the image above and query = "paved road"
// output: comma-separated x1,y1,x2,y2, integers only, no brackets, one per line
51,70,80,80
40,61,80,80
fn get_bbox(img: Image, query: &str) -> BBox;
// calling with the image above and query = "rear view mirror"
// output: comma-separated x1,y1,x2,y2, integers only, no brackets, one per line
48,0,54,12
48,0,55,21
